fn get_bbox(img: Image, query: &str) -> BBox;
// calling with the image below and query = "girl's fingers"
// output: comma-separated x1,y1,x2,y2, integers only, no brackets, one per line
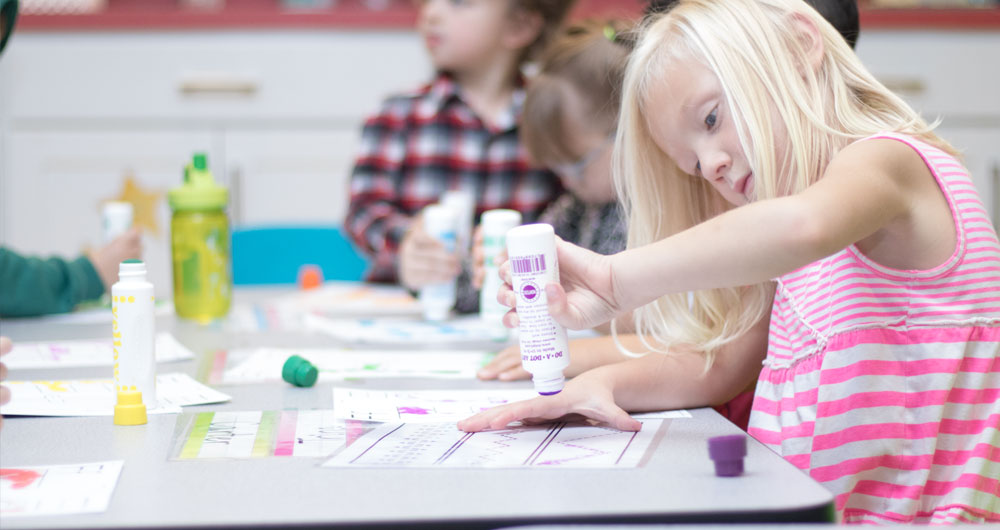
497,366,530,381
544,283,576,328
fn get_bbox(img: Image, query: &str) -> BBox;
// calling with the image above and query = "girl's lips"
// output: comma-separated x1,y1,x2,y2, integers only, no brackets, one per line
425,35,441,48
736,172,753,197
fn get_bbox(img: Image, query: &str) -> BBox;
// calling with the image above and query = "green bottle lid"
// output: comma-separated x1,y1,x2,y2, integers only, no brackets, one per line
168,153,228,211
282,355,318,387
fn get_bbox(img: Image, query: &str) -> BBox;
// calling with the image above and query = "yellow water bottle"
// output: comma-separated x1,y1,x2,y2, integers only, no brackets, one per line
168,153,231,322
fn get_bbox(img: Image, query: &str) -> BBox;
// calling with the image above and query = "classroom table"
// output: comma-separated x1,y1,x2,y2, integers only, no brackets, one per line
0,286,836,529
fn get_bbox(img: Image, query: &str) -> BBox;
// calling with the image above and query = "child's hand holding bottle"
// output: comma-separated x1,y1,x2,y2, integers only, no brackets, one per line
497,237,623,331
399,213,460,291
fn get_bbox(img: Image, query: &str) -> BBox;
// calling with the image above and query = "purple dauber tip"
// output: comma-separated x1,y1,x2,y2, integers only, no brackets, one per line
538,390,561,396
708,434,747,477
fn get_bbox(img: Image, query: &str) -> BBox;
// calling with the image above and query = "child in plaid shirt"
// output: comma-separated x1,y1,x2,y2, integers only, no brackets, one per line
346,0,575,312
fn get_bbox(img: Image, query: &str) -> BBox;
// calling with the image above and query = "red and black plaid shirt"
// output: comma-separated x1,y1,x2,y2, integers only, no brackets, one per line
346,73,562,287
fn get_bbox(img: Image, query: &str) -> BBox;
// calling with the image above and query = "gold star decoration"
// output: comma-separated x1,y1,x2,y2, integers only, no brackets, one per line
103,173,164,238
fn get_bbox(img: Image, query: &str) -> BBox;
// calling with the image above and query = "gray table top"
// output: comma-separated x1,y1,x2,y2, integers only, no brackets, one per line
0,287,835,528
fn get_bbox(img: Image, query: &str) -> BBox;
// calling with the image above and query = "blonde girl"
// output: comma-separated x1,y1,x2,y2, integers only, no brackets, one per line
460,0,1000,524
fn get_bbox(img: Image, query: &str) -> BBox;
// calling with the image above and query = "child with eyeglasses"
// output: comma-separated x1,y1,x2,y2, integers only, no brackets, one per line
472,19,632,308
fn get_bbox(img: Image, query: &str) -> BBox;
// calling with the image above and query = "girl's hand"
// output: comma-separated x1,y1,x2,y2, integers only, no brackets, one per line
399,214,460,290
457,371,641,432
498,237,622,331
477,345,530,381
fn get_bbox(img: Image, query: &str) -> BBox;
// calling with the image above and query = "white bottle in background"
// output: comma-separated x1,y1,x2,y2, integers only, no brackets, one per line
479,209,522,325
441,189,475,260
506,224,570,395
112,260,157,408
102,201,134,244
419,204,459,321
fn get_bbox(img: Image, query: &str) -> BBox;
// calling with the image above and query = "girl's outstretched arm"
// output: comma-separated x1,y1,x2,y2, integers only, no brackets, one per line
611,138,928,311
459,291,772,432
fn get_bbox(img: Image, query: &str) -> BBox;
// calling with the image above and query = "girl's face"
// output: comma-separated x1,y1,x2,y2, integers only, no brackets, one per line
548,86,616,204
644,56,754,207
416,0,512,73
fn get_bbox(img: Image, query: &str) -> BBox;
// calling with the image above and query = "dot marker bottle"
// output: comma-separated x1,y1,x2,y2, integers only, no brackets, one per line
419,204,459,321
441,189,475,260
479,209,521,326
102,201,134,244
506,224,569,395
112,259,157,408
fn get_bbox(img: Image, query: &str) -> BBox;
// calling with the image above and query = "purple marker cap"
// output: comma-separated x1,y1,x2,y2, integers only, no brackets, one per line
708,434,747,477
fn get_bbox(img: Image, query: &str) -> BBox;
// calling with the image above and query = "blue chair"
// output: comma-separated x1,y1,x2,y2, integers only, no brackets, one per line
231,225,370,285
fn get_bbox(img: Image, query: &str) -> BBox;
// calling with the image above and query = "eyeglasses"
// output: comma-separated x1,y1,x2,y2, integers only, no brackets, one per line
551,133,615,181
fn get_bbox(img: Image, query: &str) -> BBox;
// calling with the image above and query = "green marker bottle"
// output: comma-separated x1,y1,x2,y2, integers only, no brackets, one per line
168,153,232,323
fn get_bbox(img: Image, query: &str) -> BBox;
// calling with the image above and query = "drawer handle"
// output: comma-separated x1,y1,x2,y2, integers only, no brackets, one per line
179,79,258,96
878,77,926,95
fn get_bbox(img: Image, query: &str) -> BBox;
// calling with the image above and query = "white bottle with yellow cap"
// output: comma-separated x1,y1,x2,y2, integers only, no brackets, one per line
112,259,157,412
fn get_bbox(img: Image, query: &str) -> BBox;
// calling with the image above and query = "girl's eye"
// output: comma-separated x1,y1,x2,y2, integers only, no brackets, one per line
705,107,718,129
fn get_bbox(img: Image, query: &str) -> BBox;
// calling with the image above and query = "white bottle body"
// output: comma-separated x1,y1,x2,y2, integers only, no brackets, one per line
479,209,522,325
102,201,134,244
112,260,157,407
441,189,475,260
419,204,459,321
506,223,569,394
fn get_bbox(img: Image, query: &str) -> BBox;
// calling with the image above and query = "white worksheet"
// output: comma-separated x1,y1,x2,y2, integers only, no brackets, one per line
171,410,377,460
221,347,492,384
228,282,421,332
0,373,230,416
305,314,511,346
332,388,540,423
0,461,123,517
322,420,664,468
3,332,194,369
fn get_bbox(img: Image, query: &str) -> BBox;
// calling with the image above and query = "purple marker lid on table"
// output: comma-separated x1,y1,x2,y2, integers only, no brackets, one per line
708,434,747,477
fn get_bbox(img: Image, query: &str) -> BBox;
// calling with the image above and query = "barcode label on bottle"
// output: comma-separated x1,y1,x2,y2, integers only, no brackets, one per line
511,254,546,275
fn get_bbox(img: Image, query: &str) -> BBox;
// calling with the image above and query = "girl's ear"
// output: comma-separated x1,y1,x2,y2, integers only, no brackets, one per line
789,12,824,74
502,8,544,53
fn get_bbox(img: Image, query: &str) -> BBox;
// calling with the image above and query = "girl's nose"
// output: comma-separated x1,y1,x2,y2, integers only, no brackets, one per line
700,151,731,184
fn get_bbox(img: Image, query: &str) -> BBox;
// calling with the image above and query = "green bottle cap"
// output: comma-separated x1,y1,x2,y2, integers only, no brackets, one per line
168,153,228,211
282,355,318,387
123,259,143,264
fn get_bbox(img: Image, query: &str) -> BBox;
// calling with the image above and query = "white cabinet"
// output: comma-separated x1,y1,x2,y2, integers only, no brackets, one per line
0,30,429,296
222,128,360,226
856,29,1000,223
2,130,214,295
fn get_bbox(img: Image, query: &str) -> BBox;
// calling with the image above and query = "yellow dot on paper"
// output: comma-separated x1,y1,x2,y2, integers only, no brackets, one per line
128,296,134,303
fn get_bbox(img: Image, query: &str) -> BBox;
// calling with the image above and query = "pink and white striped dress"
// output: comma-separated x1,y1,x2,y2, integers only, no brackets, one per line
748,133,1000,524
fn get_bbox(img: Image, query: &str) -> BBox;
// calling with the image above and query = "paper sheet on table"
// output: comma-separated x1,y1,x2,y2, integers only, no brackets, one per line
305,314,511,346
0,461,123,517
3,332,194,370
33,300,174,325
228,282,420,332
321,420,664,468
331,388,541,423
169,410,377,460
0,373,230,416
221,347,492,384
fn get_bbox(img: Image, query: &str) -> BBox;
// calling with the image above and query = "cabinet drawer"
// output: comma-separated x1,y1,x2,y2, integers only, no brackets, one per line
1,31,429,123
856,30,1000,121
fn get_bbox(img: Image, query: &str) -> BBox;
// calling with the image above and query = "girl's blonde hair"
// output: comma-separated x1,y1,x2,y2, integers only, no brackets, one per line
615,0,955,364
